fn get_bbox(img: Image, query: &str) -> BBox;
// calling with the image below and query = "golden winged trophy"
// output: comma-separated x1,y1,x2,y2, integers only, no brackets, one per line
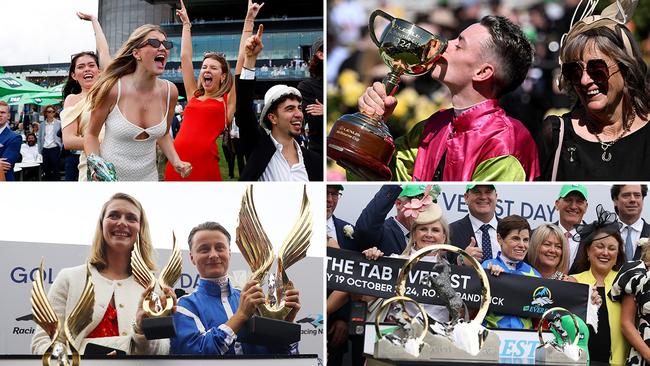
31,260,95,366
131,232,182,339
235,185,312,346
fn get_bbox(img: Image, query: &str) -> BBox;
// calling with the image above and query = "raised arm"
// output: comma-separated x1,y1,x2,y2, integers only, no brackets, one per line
227,0,264,123
235,0,264,75
176,0,198,98
77,12,111,69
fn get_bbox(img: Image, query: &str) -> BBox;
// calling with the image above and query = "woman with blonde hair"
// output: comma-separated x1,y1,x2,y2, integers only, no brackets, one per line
164,0,256,181
31,193,173,355
61,12,111,181
363,185,452,323
84,24,191,181
528,223,574,281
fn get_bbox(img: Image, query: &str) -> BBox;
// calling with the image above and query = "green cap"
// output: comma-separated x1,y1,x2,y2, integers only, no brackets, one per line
399,185,427,198
327,185,344,191
466,184,496,191
558,184,588,200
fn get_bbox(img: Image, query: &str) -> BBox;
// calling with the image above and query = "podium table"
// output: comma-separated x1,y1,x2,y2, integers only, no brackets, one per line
0,354,319,366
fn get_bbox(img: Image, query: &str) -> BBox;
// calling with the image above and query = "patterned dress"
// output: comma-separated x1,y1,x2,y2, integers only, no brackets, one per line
610,260,650,366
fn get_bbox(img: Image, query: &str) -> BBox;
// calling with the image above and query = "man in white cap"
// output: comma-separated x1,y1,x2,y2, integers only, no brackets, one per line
235,26,322,181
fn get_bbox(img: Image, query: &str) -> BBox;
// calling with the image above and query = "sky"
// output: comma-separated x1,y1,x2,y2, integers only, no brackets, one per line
2,0,99,66
0,182,326,258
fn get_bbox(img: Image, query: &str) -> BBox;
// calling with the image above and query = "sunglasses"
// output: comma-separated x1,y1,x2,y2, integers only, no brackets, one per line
46,110,55,113
561,59,619,85
140,39,173,50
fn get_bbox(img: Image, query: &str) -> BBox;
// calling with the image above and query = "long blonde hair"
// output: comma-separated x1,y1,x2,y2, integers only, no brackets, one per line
88,24,166,110
89,193,157,272
195,53,234,99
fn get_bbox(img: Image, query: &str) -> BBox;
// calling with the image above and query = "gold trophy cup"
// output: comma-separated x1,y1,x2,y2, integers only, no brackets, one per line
131,233,182,340
327,10,447,180
235,185,312,346
31,260,95,366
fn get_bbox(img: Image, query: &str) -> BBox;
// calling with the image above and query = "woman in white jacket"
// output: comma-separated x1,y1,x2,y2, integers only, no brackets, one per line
31,193,171,355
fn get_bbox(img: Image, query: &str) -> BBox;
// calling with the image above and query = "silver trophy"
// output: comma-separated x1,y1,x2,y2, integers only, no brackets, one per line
374,244,499,361
535,307,588,364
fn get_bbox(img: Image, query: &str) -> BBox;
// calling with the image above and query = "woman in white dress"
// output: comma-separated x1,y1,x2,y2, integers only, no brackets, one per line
84,24,191,181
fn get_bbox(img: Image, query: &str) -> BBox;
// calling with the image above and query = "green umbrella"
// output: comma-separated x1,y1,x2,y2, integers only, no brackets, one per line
1,93,62,106
48,83,65,95
0,75,48,97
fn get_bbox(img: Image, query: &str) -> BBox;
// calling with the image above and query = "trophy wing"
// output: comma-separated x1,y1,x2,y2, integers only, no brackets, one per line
131,235,156,289
278,186,312,272
65,264,95,342
236,185,274,282
31,259,59,340
159,232,182,288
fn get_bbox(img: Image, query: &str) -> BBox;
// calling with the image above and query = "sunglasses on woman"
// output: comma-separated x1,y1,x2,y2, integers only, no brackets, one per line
561,59,619,85
140,39,173,50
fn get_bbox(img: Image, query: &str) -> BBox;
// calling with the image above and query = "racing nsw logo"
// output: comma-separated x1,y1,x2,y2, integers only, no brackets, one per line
523,286,553,314
297,314,324,336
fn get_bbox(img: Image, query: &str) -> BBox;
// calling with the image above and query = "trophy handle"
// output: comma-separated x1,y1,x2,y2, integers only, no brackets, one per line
368,9,394,48
395,244,491,326
538,307,581,348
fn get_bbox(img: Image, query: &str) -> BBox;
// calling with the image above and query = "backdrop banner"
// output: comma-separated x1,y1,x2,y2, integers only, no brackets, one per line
327,247,589,319
0,241,323,358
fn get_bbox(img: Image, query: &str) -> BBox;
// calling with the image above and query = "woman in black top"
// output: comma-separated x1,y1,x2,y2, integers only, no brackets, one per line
538,2,650,180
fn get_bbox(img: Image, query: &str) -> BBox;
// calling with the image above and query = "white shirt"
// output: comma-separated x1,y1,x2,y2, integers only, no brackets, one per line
20,143,41,163
327,216,337,242
0,124,7,136
620,218,645,256
259,134,309,182
558,224,579,269
469,214,499,260
43,120,56,149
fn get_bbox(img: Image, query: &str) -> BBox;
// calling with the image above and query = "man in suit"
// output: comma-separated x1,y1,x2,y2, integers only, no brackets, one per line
327,185,358,251
38,106,62,181
556,185,589,274
0,101,21,181
611,185,650,261
235,26,322,181
355,184,429,255
449,184,499,265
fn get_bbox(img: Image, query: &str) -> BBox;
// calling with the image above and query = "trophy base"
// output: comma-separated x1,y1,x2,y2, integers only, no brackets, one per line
373,338,432,360
237,316,300,347
327,112,394,181
374,323,500,361
535,345,587,364
141,316,176,340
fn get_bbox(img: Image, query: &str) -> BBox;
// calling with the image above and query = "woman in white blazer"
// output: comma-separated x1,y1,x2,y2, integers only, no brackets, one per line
31,193,171,355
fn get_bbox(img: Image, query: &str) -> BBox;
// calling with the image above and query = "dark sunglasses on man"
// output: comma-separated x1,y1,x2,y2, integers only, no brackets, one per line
561,58,620,85
140,39,174,50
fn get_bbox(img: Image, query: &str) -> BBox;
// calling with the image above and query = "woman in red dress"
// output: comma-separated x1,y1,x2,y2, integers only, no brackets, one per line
165,0,262,180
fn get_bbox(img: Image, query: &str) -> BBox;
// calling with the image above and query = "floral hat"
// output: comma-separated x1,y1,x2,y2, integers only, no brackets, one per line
400,185,443,225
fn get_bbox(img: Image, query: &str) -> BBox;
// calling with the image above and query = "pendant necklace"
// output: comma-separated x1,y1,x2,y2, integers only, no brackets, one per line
590,121,630,162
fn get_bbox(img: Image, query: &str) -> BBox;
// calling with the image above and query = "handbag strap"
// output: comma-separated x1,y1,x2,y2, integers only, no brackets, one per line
551,115,564,181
